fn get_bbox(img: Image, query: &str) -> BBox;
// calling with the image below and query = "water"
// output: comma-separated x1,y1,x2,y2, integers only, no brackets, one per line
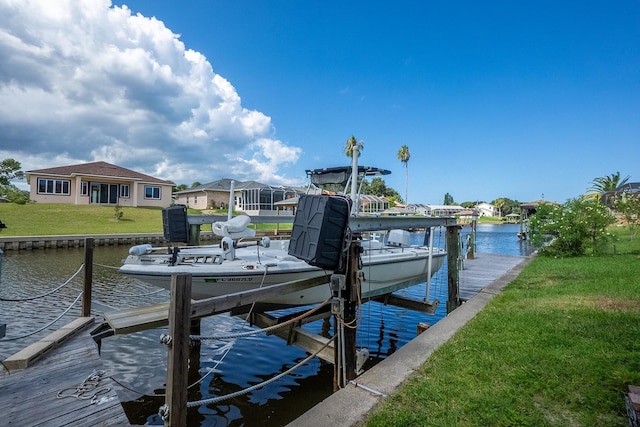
0,224,533,426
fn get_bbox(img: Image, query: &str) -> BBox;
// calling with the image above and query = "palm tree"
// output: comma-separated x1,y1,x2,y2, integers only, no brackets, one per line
586,172,630,201
397,145,410,204
343,135,363,158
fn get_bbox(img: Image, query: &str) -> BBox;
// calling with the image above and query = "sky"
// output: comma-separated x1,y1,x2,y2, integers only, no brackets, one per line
1,0,639,205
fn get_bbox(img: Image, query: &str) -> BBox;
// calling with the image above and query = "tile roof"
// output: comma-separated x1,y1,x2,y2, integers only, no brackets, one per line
26,161,173,185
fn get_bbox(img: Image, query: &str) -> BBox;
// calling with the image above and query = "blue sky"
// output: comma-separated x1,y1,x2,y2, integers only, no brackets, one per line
1,1,639,205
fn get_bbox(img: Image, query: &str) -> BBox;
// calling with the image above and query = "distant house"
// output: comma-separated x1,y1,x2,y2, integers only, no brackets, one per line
476,202,500,217
174,179,303,215
25,161,174,207
407,204,465,216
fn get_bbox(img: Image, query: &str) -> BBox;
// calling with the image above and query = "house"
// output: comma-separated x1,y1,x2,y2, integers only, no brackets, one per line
174,179,303,215
407,204,466,216
476,202,500,217
25,161,174,207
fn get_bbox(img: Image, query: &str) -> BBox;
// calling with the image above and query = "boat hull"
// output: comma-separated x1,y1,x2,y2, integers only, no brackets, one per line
119,246,446,306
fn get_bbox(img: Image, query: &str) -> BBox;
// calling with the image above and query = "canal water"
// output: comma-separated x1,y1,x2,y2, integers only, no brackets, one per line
0,224,533,426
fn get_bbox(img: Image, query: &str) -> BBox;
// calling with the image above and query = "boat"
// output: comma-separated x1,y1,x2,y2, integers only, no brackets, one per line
118,152,448,306
119,223,446,304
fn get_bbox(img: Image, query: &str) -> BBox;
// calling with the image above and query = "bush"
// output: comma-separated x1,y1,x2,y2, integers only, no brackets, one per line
529,199,615,256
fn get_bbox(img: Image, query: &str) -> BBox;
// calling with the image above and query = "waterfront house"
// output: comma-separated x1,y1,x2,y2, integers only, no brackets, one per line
25,162,174,207
174,179,303,215
477,202,500,217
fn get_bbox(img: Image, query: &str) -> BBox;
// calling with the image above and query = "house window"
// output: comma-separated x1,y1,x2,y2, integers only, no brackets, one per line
145,186,161,200
194,196,198,204
120,185,130,198
38,178,70,195
81,182,88,196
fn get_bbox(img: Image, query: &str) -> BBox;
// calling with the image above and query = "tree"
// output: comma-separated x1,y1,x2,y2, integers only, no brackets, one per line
0,158,29,204
612,192,640,240
0,158,24,186
397,145,410,204
491,197,522,216
343,135,364,159
586,172,630,202
443,193,454,205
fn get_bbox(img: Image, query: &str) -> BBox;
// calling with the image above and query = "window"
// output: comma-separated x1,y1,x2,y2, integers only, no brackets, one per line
38,178,70,195
120,185,130,198
81,181,88,196
145,186,161,199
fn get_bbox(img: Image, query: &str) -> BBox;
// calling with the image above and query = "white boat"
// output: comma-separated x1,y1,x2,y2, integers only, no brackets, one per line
119,224,446,304
119,151,448,306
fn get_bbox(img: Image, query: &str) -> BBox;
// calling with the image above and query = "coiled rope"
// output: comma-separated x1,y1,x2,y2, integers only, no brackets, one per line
57,369,111,404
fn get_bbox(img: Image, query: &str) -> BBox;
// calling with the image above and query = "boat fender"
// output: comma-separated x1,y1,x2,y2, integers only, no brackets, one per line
129,244,153,256
261,236,271,248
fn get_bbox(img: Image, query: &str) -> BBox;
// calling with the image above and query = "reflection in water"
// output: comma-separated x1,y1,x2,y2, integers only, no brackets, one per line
0,224,533,425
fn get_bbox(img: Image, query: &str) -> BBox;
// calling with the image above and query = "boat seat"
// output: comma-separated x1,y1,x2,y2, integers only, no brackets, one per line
213,215,256,239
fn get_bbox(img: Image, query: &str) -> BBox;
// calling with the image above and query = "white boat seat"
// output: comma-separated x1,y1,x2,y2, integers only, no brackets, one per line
212,215,256,239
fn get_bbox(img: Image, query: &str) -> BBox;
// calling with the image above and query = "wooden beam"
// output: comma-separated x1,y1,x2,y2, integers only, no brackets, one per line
103,275,330,335
164,274,191,427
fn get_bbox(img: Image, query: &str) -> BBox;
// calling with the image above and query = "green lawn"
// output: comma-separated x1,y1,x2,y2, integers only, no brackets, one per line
0,203,169,235
0,203,291,236
364,226,640,427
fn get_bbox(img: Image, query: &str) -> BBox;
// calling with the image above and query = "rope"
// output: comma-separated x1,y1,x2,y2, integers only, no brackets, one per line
0,264,84,302
57,369,111,404
100,288,166,298
0,292,83,341
190,298,332,341
92,262,120,270
186,335,335,407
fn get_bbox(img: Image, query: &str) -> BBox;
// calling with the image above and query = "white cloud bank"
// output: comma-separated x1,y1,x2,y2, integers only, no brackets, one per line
0,0,302,186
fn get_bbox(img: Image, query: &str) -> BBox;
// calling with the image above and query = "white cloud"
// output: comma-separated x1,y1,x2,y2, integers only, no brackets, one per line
0,0,302,186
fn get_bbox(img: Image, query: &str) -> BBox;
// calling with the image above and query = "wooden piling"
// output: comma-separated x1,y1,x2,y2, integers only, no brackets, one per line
446,225,461,314
82,237,93,317
164,274,192,427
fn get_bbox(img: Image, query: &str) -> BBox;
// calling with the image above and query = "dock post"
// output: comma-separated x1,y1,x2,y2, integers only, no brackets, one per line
189,224,201,246
333,241,361,390
163,273,192,427
446,226,461,314
82,237,93,317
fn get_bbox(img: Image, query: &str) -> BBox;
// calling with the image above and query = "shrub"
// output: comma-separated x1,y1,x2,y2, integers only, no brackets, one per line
529,199,615,256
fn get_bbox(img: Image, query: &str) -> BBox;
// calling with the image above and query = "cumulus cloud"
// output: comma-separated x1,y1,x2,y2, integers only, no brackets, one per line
0,0,302,186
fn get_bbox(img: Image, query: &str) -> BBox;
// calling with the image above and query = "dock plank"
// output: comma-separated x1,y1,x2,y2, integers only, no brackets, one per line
0,322,134,426
459,253,529,300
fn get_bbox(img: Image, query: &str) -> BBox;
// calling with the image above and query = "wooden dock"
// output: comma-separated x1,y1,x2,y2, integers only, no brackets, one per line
458,253,530,300
0,319,133,426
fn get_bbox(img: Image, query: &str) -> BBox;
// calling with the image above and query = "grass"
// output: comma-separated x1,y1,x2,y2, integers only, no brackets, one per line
0,203,291,236
364,226,640,427
0,203,168,235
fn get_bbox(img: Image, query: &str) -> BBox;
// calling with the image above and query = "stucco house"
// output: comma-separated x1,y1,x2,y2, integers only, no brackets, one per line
476,202,500,217
25,161,174,207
